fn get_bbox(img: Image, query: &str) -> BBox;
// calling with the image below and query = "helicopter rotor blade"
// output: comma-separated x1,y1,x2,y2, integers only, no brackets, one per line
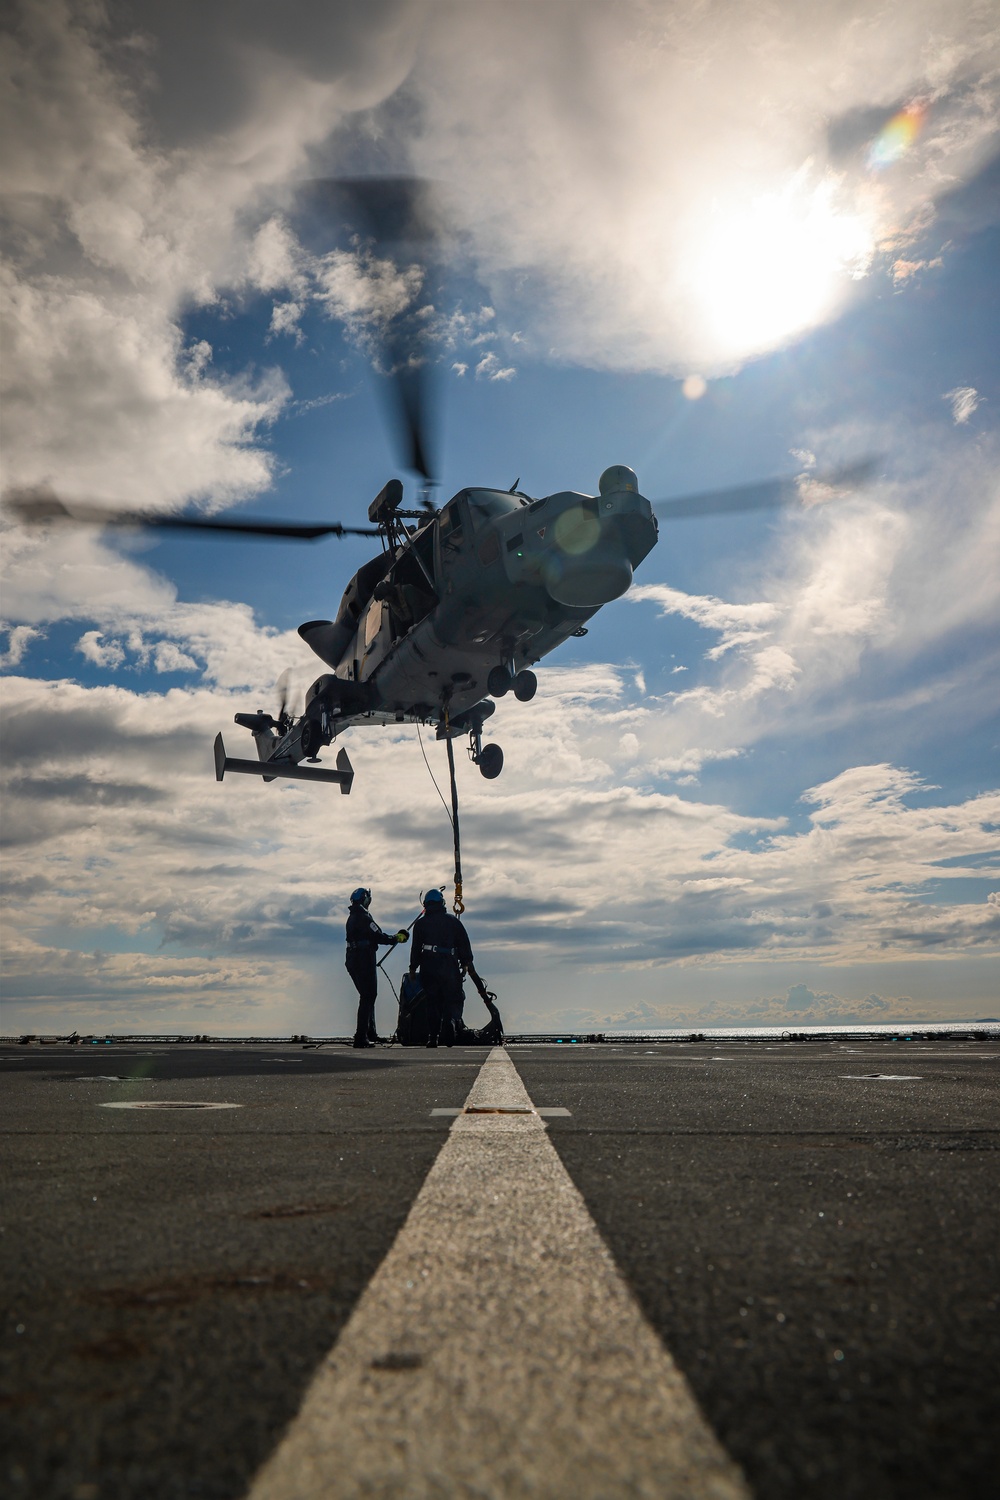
4,488,381,540
275,668,294,723
302,177,442,486
651,458,879,521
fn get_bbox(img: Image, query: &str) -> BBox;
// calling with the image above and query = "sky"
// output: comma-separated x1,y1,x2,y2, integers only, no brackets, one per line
1,0,998,1037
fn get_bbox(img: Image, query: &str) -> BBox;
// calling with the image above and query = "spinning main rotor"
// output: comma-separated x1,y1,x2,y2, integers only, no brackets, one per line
5,175,877,545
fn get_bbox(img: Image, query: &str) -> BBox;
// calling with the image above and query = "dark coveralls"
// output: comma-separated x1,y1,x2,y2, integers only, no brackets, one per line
409,907,474,1046
345,904,398,1044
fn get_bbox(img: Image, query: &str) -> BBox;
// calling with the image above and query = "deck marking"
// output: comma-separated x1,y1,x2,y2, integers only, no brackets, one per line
247,1047,748,1500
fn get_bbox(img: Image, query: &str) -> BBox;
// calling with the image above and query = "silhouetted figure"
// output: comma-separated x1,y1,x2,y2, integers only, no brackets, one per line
409,888,474,1048
345,888,405,1048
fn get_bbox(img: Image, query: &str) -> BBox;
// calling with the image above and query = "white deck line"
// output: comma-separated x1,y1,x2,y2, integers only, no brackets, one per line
246,1047,749,1500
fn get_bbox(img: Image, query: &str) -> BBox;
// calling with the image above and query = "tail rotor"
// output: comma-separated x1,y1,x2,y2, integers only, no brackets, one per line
274,669,296,734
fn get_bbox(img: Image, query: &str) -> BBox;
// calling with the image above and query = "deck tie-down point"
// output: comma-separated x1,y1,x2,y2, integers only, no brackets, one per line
430,1105,571,1117
465,1104,533,1114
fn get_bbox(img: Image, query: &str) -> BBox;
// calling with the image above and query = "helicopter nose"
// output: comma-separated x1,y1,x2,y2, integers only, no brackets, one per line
545,553,633,607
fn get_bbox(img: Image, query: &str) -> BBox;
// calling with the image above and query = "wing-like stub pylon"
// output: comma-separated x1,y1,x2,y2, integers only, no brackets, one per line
214,735,354,794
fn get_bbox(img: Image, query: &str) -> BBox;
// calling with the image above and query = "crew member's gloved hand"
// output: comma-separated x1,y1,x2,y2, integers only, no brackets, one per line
396,931,408,943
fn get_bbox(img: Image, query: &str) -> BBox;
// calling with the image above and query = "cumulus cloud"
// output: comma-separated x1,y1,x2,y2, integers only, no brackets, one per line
2,666,997,1032
2,0,995,549
650,747,741,779
0,262,290,507
630,583,782,659
76,630,126,668
0,0,421,521
314,247,423,328
268,300,305,341
152,640,199,673
247,217,311,298
1,927,309,1033
618,427,1000,777
0,624,43,668
406,0,1000,372
4,0,995,536
1,512,321,689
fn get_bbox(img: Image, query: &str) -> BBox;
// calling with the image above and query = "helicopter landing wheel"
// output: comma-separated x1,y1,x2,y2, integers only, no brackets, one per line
300,718,323,759
487,665,513,697
478,743,504,779
513,669,537,702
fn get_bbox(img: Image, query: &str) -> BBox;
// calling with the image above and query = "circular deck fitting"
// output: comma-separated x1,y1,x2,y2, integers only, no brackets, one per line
839,1074,923,1081
98,1100,242,1110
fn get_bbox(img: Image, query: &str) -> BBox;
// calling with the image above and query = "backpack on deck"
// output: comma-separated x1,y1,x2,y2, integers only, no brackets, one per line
394,973,504,1047
395,972,434,1046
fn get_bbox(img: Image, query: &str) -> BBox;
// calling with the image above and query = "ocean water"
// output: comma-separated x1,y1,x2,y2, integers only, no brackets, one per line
592,1022,1000,1040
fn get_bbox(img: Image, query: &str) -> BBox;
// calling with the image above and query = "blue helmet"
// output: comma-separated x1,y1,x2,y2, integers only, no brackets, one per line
423,887,445,906
350,887,372,908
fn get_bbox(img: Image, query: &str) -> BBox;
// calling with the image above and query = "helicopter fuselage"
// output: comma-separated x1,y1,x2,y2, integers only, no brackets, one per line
237,465,657,779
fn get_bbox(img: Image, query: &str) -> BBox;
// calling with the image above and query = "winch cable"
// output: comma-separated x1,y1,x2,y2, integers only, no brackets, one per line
416,722,453,827
376,905,423,996
416,714,466,915
377,959,402,1011
376,936,408,1012
443,706,465,914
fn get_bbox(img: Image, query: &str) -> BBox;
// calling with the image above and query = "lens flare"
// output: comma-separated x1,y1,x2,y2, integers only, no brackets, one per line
554,506,601,556
867,100,927,170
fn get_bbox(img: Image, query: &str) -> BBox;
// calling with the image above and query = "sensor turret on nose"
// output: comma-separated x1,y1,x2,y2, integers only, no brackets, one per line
599,465,638,496
541,466,654,608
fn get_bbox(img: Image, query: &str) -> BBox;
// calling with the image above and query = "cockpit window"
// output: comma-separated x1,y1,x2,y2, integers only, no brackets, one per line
466,489,521,531
439,501,463,542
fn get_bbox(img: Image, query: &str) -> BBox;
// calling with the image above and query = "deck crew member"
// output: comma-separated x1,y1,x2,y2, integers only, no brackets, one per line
345,888,405,1049
409,888,476,1048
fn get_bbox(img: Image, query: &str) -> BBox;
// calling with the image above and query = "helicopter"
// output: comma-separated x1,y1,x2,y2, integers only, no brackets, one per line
225,460,658,786
5,179,875,790
11,446,872,792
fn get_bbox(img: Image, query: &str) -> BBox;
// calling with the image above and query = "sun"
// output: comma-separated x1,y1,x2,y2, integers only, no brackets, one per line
687,169,875,361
